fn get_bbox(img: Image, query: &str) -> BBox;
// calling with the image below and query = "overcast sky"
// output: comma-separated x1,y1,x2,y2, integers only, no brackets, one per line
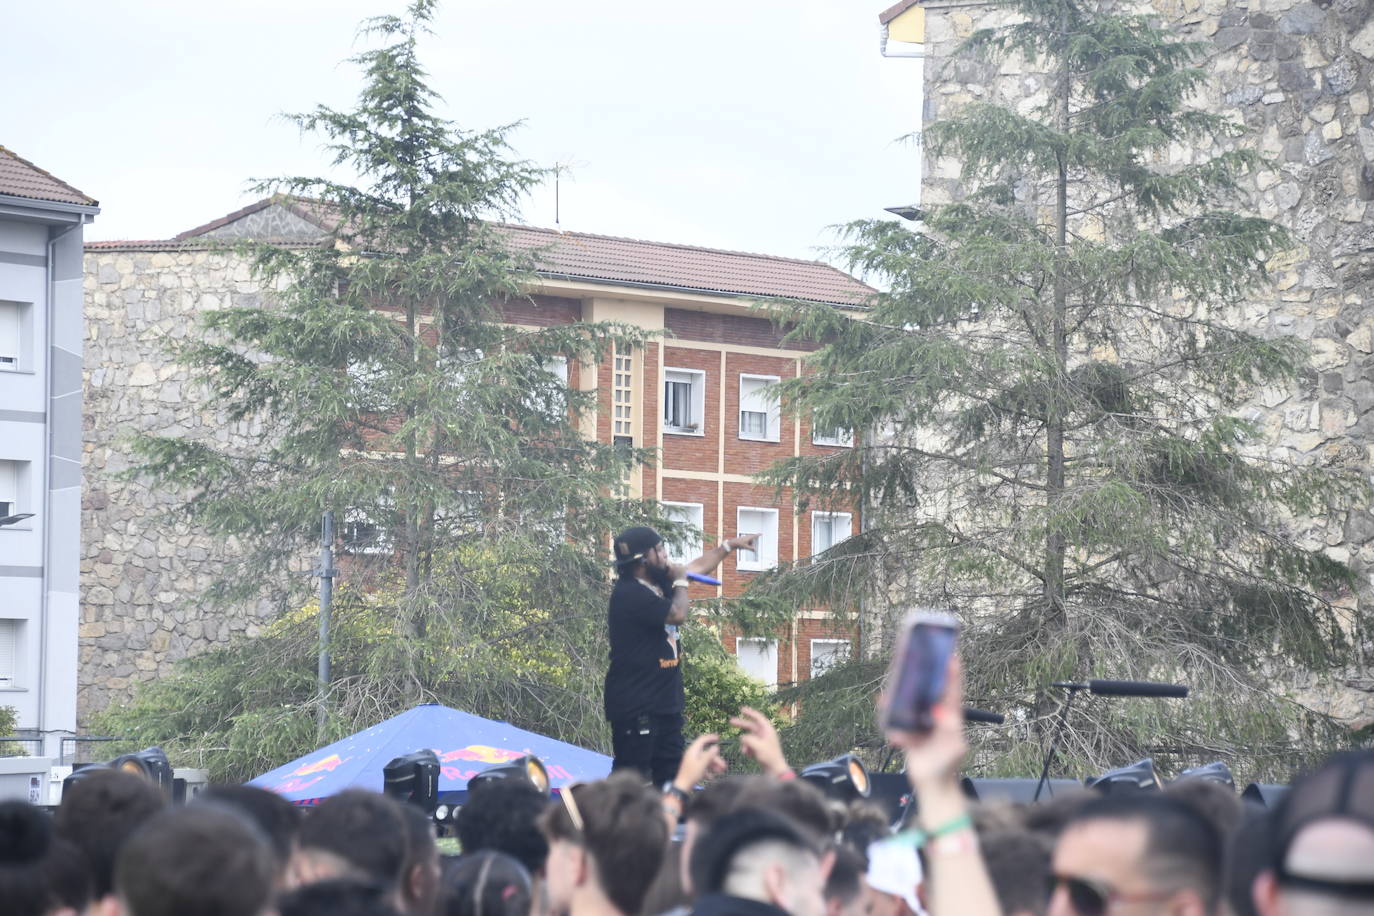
5,0,922,264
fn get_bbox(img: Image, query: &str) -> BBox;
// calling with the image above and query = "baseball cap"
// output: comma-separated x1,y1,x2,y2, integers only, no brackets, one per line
613,526,662,568
1269,749,1374,897
867,836,925,916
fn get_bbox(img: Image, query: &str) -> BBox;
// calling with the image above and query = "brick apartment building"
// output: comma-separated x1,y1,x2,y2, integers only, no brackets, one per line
79,197,873,719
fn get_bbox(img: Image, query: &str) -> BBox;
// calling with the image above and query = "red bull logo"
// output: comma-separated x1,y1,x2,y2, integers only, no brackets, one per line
290,753,347,777
440,745,525,765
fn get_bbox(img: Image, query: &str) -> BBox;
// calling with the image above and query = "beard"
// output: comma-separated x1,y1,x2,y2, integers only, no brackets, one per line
646,562,675,595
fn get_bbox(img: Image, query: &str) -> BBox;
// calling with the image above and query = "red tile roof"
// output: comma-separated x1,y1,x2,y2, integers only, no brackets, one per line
879,0,921,25
0,146,97,207
101,197,874,307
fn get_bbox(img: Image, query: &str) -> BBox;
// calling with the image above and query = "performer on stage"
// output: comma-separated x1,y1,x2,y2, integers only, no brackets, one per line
605,526,759,785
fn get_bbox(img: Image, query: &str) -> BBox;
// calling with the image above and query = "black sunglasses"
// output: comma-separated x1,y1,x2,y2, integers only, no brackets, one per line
1052,874,1171,916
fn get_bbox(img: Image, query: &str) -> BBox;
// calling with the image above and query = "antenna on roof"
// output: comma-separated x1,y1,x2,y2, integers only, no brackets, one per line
551,158,585,234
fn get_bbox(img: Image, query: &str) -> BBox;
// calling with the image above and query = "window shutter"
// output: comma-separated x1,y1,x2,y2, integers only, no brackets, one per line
0,303,19,368
0,620,17,685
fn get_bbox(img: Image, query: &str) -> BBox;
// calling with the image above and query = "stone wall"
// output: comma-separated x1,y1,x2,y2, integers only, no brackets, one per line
80,246,279,723
918,0,1374,725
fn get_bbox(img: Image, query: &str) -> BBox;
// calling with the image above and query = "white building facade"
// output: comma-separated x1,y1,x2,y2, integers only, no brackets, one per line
0,147,97,757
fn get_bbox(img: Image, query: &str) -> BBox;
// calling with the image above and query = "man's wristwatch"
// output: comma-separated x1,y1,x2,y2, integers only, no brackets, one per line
662,783,691,806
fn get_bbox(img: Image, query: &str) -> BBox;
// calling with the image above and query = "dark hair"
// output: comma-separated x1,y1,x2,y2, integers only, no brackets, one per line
839,800,894,867
440,851,533,916
1164,778,1244,840
689,806,821,897
299,790,409,888
1067,794,1223,910
685,775,761,826
1224,808,1271,916
41,838,94,914
198,784,303,863
0,800,54,916
825,845,865,906
1021,788,1094,839
538,773,669,915
398,802,441,915
979,830,1052,916
456,778,551,874
687,775,831,839
279,879,404,916
53,767,167,897
114,804,275,916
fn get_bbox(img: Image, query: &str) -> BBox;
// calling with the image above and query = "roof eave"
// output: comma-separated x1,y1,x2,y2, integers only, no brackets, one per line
0,193,100,221
533,270,869,310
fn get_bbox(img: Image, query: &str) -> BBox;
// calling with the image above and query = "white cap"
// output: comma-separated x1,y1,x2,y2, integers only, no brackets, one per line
866,837,925,916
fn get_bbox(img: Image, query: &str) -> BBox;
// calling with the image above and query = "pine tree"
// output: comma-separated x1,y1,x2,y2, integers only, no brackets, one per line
131,1,658,649
757,0,1367,781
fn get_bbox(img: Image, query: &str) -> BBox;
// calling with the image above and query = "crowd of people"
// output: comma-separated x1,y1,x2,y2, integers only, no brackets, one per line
1,657,1371,916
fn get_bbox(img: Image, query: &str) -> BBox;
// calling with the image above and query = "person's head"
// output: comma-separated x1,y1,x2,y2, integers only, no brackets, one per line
440,851,534,916
42,838,94,916
1225,809,1271,916
114,803,276,916
1023,789,1096,841
1050,794,1223,916
294,790,410,893
839,801,894,867
455,777,552,876
1164,780,1244,843
614,527,667,580
53,767,167,900
691,806,827,916
537,773,670,916
864,836,923,916
0,800,55,916
981,829,1053,916
398,803,443,916
825,845,866,916
198,784,303,887
279,879,404,916
1253,750,1374,916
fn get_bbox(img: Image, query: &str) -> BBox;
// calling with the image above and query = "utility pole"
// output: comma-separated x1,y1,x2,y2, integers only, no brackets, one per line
316,511,335,731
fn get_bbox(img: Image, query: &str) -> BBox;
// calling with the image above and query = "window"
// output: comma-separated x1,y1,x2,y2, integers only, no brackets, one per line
528,356,568,420
0,619,18,688
736,638,778,688
810,639,851,678
340,506,393,555
613,341,634,446
661,502,704,564
663,368,706,435
0,461,20,520
738,375,780,442
0,302,24,371
812,422,853,448
811,512,852,556
735,507,779,571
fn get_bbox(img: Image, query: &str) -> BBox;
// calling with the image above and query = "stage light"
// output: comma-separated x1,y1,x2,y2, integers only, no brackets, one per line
466,754,549,797
111,747,174,792
1174,761,1235,790
1087,758,1163,794
383,749,441,814
1241,783,1288,808
961,777,1083,803
799,754,871,801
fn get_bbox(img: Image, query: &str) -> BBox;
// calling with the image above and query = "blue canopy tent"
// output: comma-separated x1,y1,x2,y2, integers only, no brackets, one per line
249,704,611,805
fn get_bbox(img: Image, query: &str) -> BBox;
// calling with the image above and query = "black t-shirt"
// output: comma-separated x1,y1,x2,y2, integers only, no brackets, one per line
603,576,684,721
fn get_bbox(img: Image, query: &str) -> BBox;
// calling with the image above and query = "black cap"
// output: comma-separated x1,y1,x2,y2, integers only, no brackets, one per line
613,527,662,568
1270,749,1374,891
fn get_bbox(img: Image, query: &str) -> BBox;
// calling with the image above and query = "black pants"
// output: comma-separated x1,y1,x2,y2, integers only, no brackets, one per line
609,712,685,786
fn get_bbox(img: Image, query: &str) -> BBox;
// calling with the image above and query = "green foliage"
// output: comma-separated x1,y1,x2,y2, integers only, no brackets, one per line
680,624,781,740
0,706,23,757
754,0,1368,782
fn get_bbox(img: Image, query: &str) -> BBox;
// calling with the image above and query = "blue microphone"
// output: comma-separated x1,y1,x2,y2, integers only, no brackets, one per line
687,572,722,586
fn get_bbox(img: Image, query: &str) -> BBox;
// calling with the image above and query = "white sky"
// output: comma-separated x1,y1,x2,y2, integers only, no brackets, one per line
5,0,923,265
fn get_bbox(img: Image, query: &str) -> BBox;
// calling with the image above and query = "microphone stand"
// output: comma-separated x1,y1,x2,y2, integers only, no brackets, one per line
1032,682,1086,802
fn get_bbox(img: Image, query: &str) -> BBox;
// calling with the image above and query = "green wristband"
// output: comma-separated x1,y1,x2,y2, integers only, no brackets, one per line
890,812,974,849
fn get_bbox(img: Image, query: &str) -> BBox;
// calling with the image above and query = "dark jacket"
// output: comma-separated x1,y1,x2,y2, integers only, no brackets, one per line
691,893,793,916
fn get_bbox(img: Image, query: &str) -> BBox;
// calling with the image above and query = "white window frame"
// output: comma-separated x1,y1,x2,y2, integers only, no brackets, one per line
0,301,27,372
341,505,394,555
529,355,568,420
738,374,781,443
811,423,854,448
811,511,852,557
0,619,18,688
735,506,779,571
0,460,24,524
663,368,706,436
661,501,704,565
809,639,851,678
736,637,779,688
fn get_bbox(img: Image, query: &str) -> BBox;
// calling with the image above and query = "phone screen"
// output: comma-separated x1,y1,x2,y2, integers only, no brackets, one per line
882,612,959,733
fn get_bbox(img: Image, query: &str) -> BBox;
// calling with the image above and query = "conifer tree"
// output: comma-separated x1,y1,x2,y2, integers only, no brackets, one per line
758,0,1366,780
131,1,656,642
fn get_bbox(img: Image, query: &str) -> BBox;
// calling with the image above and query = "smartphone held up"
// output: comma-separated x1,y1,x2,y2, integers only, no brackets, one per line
879,611,960,734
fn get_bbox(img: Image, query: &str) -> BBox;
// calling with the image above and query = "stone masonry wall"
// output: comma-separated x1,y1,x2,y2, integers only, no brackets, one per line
80,246,280,723
919,0,1374,725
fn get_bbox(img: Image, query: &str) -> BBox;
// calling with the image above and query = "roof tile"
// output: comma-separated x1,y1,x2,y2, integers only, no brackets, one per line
0,146,97,207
